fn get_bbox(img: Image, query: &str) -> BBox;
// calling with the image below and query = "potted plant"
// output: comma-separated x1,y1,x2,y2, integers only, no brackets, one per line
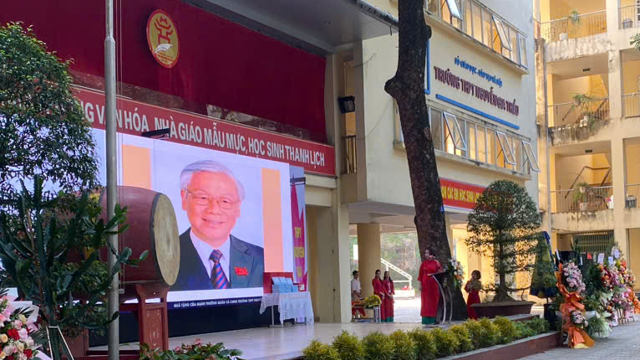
530,233,559,329
573,182,590,211
0,178,147,360
466,181,540,318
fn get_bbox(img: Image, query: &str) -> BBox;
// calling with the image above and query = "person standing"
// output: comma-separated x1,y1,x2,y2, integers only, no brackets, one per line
464,270,482,319
417,249,442,325
382,271,395,323
372,269,386,321
351,270,365,318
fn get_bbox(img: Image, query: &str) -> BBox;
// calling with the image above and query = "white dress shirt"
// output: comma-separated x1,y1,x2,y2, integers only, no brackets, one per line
351,278,361,301
190,231,231,282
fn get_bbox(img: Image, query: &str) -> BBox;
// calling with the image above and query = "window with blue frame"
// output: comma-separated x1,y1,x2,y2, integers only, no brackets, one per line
424,40,431,95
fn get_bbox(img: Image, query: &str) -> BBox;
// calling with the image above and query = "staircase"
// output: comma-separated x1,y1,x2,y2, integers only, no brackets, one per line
381,258,413,290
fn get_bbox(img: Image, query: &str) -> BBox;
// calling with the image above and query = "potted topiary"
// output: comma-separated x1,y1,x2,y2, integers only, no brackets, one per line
466,181,540,318
573,182,590,211
530,233,559,329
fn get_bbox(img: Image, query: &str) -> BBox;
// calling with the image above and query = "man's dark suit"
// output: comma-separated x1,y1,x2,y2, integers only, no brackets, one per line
171,229,264,291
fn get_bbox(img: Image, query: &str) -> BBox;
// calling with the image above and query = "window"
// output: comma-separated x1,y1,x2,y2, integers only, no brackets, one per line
476,125,487,162
445,0,462,20
496,131,516,165
472,3,483,43
468,124,477,160
492,16,512,51
424,40,431,94
443,112,468,153
510,26,519,63
482,9,492,47
464,0,473,37
486,130,496,165
522,140,540,172
519,35,528,68
430,108,443,151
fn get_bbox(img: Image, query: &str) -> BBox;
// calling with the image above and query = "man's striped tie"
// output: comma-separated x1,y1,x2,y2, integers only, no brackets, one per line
210,249,229,289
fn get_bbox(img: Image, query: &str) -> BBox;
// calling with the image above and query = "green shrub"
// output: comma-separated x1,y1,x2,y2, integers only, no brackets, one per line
462,320,484,349
525,316,549,335
389,330,416,360
478,318,500,347
409,329,437,360
448,325,475,353
303,340,340,360
362,332,395,360
332,331,365,360
493,316,517,344
514,322,536,339
429,328,460,358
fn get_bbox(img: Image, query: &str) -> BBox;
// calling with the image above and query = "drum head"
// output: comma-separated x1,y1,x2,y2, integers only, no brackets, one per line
151,194,180,287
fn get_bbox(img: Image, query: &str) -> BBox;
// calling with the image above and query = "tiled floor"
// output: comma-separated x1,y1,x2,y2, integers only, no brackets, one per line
520,320,640,360
98,297,547,360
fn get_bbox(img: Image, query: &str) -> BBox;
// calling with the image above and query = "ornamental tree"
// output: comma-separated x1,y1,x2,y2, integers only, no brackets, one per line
0,23,97,202
466,180,541,302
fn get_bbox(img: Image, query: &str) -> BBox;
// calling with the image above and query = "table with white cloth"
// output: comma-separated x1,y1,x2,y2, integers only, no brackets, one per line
259,292,314,326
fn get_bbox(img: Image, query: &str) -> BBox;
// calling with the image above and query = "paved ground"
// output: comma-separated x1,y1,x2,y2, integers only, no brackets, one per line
393,296,544,322
520,319,640,360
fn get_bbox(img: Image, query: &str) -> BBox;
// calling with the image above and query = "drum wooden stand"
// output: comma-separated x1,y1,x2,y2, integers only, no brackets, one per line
121,284,170,351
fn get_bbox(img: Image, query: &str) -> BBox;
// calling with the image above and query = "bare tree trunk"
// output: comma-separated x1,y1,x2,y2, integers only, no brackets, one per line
385,0,468,320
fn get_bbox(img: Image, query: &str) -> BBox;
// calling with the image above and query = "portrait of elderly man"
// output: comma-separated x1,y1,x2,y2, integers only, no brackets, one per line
172,160,264,291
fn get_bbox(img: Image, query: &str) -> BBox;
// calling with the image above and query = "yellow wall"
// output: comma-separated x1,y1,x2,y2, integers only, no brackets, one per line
626,142,640,184
555,154,596,189
629,229,640,291
622,60,640,95
543,0,606,20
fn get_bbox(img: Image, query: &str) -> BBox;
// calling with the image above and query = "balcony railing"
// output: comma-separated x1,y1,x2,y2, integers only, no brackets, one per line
540,10,607,42
548,98,610,127
623,93,640,118
619,5,640,29
626,184,640,209
343,135,357,175
551,186,613,214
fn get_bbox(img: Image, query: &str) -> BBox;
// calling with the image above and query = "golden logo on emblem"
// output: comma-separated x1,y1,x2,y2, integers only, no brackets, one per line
146,10,179,68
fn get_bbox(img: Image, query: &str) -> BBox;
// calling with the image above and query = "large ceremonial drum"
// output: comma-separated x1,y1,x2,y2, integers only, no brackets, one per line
99,186,180,294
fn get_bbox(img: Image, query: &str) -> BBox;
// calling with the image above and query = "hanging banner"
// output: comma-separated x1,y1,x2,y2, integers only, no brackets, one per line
440,178,486,211
290,166,308,290
74,87,336,176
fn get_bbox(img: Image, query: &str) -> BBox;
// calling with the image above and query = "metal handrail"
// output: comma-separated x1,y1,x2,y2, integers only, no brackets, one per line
540,10,607,25
382,258,413,290
563,166,611,199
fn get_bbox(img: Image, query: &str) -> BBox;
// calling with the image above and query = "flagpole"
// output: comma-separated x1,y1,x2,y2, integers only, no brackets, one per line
105,0,120,359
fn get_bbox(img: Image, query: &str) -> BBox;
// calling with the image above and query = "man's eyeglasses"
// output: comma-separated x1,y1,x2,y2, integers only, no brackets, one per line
186,190,238,209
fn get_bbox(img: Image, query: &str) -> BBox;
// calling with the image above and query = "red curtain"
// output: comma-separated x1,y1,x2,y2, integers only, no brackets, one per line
2,0,327,142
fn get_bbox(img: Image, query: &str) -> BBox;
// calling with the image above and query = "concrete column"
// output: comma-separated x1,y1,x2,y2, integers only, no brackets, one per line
353,41,368,201
357,224,382,298
445,214,454,256
607,50,623,120
612,137,629,257
309,204,352,323
605,0,620,36
307,53,353,323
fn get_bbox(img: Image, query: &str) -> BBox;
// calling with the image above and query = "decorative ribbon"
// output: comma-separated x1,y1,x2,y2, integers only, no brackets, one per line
556,263,594,349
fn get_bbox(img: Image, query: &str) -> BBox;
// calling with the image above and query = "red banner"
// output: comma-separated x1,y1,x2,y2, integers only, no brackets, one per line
440,178,486,210
74,88,336,176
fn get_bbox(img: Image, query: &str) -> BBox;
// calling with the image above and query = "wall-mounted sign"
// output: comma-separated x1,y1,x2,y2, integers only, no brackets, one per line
74,87,335,176
434,66,519,117
146,9,180,68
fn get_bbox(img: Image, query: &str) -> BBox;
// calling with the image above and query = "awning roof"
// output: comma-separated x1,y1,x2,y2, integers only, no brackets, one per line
183,0,398,55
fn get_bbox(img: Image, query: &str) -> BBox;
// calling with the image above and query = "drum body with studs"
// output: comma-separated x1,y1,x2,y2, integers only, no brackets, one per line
99,186,180,300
